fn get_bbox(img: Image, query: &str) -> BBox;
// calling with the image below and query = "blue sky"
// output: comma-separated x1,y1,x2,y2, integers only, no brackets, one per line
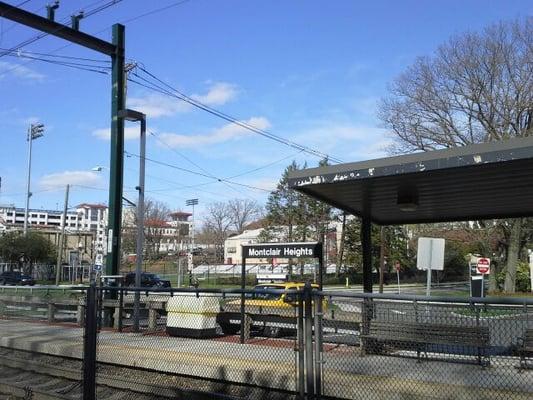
0,0,531,224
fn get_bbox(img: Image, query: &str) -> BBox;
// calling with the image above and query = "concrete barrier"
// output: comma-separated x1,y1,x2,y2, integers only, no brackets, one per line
166,294,219,338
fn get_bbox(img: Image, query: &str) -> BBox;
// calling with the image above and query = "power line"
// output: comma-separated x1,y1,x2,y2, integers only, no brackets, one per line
147,130,257,199
1,51,111,74
131,66,344,163
0,47,110,63
0,0,193,78
119,0,192,24
0,0,123,60
124,150,273,193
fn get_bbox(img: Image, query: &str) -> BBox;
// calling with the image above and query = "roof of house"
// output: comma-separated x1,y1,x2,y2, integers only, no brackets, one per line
77,203,108,209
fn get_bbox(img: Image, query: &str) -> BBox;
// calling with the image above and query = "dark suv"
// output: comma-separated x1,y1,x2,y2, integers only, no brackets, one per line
124,272,171,288
0,271,35,286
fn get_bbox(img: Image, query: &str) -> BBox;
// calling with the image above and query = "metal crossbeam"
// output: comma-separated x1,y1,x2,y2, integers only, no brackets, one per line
0,1,116,55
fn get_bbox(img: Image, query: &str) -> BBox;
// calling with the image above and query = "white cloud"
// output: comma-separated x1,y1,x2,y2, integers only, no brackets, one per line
242,177,278,192
291,123,391,161
0,61,45,81
92,126,142,141
158,117,271,149
128,81,238,119
191,82,238,106
39,171,103,190
128,93,191,118
348,137,395,160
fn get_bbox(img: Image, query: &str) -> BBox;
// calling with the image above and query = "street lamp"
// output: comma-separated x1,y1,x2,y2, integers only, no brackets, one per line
119,108,146,332
24,123,44,236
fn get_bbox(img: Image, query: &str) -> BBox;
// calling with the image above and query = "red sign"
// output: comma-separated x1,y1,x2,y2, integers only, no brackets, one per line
477,258,491,274
395,261,401,272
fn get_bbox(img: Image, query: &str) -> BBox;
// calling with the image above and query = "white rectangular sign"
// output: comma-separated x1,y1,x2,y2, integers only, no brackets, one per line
107,229,113,254
417,237,445,271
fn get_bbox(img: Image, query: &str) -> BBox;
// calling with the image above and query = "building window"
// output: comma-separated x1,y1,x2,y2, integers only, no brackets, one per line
227,247,236,254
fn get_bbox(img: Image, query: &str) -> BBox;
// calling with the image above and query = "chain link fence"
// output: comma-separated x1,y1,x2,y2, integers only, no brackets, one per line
0,286,86,399
93,286,302,399
1,284,532,399
319,291,533,400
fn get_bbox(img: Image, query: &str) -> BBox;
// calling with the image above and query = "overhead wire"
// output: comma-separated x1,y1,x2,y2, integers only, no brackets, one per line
1,0,330,204
127,75,320,192
0,46,111,63
130,66,344,163
146,129,261,200
0,0,191,77
0,0,124,60
124,151,273,193
1,50,111,74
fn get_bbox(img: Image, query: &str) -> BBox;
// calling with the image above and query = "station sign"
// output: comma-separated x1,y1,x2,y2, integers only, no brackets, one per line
476,257,491,275
242,242,322,259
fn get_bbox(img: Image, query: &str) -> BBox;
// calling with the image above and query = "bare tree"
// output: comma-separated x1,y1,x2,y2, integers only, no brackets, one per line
122,199,171,261
203,202,233,262
144,199,171,260
379,19,532,293
228,199,262,234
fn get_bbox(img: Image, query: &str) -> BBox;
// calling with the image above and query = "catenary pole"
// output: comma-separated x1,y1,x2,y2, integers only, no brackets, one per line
106,24,126,276
0,1,125,279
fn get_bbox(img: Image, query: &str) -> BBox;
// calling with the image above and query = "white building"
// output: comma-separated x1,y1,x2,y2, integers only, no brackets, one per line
0,204,108,262
224,228,264,264
122,208,192,255
0,206,80,230
224,222,346,265
76,203,108,259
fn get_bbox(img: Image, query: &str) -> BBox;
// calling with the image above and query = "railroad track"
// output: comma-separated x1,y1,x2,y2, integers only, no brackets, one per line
0,348,295,400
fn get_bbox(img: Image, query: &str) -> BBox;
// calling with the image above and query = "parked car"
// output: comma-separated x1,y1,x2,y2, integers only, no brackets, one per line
124,272,171,288
217,282,326,337
0,271,35,286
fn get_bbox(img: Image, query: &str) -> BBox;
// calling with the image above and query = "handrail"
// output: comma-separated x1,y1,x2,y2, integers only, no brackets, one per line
319,289,533,305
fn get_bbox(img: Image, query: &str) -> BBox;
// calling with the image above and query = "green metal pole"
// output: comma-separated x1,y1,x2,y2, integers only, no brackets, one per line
106,23,125,277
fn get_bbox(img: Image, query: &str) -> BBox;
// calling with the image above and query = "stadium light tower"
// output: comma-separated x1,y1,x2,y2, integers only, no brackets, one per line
23,123,44,236
186,198,199,252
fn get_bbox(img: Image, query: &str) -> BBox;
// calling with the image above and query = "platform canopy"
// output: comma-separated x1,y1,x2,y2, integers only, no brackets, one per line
288,136,533,225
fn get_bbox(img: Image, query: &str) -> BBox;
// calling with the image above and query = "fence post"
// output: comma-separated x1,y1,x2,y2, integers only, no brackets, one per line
360,297,370,355
297,290,305,399
83,283,97,400
47,301,55,323
314,289,323,397
118,287,124,332
304,281,315,399
77,297,85,326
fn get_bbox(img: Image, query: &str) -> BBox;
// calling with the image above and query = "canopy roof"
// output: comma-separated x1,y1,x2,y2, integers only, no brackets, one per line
288,136,533,225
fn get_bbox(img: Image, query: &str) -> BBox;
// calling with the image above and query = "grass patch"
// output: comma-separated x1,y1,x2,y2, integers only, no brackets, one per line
0,286,84,299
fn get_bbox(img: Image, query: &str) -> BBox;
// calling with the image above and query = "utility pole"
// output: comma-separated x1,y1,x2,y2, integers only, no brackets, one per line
119,109,146,332
55,184,70,285
24,123,44,236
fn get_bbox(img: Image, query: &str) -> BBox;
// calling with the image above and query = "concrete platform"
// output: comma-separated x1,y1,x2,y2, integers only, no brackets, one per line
1,319,533,399
0,319,298,393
